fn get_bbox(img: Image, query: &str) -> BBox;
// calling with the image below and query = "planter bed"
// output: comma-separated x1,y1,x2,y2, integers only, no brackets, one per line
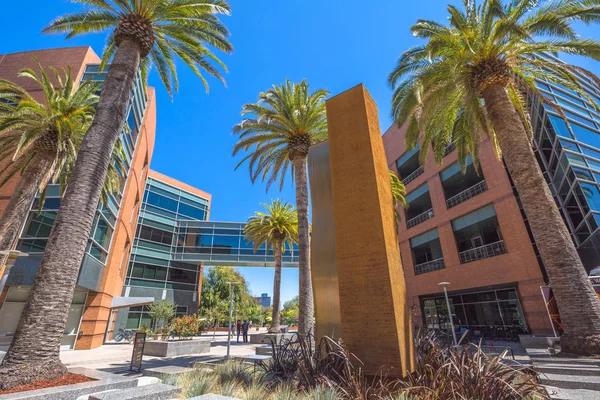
144,338,211,357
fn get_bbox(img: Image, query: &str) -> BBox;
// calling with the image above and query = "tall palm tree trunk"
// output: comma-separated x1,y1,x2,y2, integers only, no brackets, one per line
270,241,283,333
0,156,53,272
293,155,314,336
482,84,600,354
0,40,142,389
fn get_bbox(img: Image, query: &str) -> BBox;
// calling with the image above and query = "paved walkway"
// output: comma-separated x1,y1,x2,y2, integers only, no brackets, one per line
60,331,264,375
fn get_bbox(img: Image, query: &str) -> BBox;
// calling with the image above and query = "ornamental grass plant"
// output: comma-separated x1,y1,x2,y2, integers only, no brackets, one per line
175,331,549,399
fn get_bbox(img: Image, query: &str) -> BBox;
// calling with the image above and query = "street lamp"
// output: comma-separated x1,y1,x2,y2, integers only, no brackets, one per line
0,250,28,295
438,282,457,345
226,281,239,358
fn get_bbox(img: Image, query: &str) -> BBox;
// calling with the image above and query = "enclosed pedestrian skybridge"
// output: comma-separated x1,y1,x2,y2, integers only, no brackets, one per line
169,220,299,267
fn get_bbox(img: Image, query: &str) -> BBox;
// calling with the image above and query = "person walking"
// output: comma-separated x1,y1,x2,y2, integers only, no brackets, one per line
236,320,241,343
242,320,249,343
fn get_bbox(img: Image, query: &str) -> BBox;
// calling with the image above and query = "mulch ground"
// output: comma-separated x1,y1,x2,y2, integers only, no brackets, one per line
0,373,96,395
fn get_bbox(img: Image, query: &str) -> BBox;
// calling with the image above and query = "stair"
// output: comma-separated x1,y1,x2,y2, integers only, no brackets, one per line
536,364,600,377
255,345,273,356
526,347,600,400
88,383,181,400
546,386,600,400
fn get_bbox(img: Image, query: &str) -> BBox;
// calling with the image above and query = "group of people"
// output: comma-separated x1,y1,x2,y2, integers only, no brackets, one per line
236,320,251,343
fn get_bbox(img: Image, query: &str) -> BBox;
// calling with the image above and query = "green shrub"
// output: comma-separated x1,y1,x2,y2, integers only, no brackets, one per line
169,314,201,339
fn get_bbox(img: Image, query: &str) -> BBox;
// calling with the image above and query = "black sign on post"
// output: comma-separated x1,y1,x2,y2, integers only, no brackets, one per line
130,332,146,372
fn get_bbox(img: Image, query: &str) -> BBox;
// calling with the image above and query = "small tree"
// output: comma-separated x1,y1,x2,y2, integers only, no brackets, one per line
147,300,175,331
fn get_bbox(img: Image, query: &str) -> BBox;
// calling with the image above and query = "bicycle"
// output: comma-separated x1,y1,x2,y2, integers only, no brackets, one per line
114,328,134,343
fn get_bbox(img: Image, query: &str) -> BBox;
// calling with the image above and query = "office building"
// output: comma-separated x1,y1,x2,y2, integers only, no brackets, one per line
527,59,600,272
0,47,156,350
383,58,600,335
254,293,271,308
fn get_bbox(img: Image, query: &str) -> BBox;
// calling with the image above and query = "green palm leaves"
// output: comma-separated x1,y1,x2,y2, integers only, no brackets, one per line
390,171,408,223
233,80,329,191
0,59,125,203
244,199,299,253
42,0,233,95
0,60,98,190
388,0,600,166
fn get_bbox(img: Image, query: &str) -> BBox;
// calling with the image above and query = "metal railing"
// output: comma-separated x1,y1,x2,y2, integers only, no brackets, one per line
446,180,488,209
414,258,445,275
406,208,434,229
402,166,424,185
459,240,507,264
444,142,456,156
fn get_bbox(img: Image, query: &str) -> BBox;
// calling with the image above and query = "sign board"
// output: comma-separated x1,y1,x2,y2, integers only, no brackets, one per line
590,276,600,286
130,332,146,372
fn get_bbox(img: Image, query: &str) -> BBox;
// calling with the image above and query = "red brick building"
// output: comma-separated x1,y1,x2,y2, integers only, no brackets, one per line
383,124,554,336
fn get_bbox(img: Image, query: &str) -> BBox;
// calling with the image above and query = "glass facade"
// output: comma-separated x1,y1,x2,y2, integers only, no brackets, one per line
422,287,528,335
125,176,210,294
14,64,148,290
528,60,600,271
173,221,299,266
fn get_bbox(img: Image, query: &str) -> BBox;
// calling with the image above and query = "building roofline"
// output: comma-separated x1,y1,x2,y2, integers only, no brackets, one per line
148,170,212,201
0,45,96,58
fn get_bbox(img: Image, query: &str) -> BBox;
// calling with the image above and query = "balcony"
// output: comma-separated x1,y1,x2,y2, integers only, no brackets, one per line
444,142,456,156
405,184,433,229
402,166,424,185
446,181,488,209
459,240,507,264
414,258,445,275
407,208,434,229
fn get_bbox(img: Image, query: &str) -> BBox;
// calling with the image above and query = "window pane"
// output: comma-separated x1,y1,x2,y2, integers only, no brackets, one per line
93,217,113,249
569,122,600,145
581,182,600,211
146,191,179,211
547,114,573,139
178,203,206,220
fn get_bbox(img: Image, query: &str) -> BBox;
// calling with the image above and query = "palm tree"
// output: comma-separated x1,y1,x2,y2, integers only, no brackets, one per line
233,80,328,336
390,170,408,224
388,0,600,354
245,200,298,333
0,1,232,388
0,60,120,273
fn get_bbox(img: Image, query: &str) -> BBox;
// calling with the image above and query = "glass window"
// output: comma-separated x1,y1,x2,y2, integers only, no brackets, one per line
212,235,240,249
569,122,600,146
564,110,596,128
581,146,600,160
88,242,107,263
558,139,580,153
146,191,179,212
566,152,587,167
17,238,48,253
580,182,600,211
168,268,196,284
93,217,113,249
31,198,61,210
21,212,56,238
573,167,594,181
177,203,206,220
547,114,573,139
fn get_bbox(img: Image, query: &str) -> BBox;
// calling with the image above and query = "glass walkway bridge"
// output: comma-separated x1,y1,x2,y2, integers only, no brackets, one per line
132,220,299,268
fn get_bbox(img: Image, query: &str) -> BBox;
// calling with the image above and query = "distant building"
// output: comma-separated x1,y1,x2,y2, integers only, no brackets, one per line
254,293,271,308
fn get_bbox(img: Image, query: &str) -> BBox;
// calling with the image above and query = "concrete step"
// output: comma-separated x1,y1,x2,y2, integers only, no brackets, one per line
539,373,600,391
546,385,600,400
255,345,273,356
530,356,600,366
88,383,181,400
537,364,600,377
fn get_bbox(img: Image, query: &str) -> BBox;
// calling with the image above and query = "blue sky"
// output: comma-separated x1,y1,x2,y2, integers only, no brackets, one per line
1,1,598,305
